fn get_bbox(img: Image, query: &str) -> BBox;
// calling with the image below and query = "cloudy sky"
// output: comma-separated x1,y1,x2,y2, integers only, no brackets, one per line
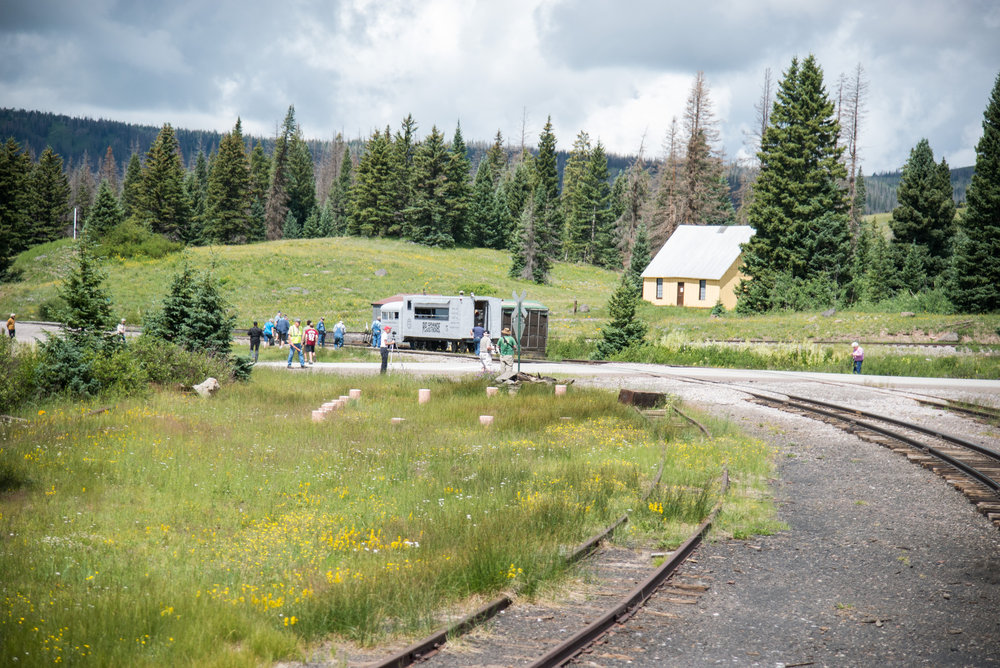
1,0,998,172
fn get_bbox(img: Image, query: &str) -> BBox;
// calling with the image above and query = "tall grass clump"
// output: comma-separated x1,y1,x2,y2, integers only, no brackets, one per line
0,371,776,665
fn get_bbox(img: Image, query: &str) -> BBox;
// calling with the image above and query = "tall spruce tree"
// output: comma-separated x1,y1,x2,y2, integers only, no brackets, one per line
949,71,1000,312
121,152,143,219
594,272,648,359
264,106,296,239
625,222,651,296
562,130,593,260
70,151,96,227
328,145,352,235
84,180,124,239
348,129,394,237
138,124,189,242
60,239,114,335
738,55,848,312
889,138,955,276
408,126,453,247
204,119,253,244
0,138,32,274
511,118,561,282
389,116,418,238
286,128,316,230
29,147,71,245
445,123,472,245
468,158,497,247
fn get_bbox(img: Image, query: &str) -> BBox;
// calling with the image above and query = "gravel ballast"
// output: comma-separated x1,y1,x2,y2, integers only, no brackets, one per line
574,377,1000,667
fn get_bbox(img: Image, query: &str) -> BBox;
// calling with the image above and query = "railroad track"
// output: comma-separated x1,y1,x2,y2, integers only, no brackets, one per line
363,407,727,668
742,389,1000,530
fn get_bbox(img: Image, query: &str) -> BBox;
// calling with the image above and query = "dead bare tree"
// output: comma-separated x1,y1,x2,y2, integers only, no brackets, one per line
843,63,869,235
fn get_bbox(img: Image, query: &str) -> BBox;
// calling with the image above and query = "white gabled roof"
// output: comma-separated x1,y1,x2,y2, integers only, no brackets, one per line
641,225,755,281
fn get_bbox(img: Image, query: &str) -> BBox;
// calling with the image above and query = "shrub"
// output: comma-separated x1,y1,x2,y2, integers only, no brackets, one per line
35,336,100,397
37,295,67,322
0,336,39,411
93,220,184,260
129,334,230,386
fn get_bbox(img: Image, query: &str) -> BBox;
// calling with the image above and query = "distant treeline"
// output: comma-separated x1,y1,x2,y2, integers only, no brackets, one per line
0,107,634,183
865,166,973,214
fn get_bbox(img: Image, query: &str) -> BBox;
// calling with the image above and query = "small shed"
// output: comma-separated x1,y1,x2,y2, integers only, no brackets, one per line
640,225,755,309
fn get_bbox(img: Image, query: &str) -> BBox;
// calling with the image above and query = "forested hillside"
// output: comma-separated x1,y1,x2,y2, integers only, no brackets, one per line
865,166,973,213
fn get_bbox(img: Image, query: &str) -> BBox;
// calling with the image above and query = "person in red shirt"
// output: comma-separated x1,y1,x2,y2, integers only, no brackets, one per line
303,320,319,365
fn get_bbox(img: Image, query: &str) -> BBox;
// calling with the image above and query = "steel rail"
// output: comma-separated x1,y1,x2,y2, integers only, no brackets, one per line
369,456,670,668
528,470,730,668
750,394,1000,495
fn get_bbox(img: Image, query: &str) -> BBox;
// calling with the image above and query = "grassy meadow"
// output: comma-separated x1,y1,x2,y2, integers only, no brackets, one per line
3,236,998,379
0,371,778,666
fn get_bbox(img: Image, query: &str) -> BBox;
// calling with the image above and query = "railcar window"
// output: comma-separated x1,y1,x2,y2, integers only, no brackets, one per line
414,307,449,320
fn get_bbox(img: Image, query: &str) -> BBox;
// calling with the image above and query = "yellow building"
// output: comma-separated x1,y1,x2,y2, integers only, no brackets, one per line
641,225,755,310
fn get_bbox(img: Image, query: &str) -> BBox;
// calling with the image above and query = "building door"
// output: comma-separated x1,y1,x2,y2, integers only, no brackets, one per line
676,282,685,306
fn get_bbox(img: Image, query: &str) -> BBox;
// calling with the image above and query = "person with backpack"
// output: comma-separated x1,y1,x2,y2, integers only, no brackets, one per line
263,319,274,346
317,317,326,347
303,320,319,365
275,313,290,349
496,327,519,382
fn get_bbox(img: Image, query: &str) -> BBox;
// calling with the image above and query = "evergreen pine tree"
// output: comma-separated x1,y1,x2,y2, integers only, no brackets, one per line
301,207,323,238
145,265,235,355
348,129,393,237
489,179,514,251
137,124,189,242
286,129,316,229
183,170,206,245
29,146,71,245
0,138,32,275
889,138,956,276
588,143,619,268
468,158,496,247
625,223,651,296
511,118,561,282
204,119,253,244
282,210,300,239
562,130,592,260
594,273,648,360
408,126,453,247
328,145,352,235
264,106,296,240
445,123,472,245
949,71,1000,312
144,265,197,343
60,239,113,335
388,116,417,237
738,55,848,313
485,131,507,184
121,152,143,219
899,242,929,293
84,180,124,239
865,230,898,303
318,202,335,237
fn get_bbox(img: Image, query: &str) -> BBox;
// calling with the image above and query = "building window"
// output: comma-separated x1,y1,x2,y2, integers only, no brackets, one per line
656,278,663,299
414,306,449,320
699,280,707,301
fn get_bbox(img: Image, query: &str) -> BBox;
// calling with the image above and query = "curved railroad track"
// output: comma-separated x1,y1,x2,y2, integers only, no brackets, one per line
736,388,1000,531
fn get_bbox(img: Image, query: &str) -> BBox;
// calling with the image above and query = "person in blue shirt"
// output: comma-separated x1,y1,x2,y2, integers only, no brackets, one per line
333,320,346,348
371,317,382,348
263,319,275,346
317,318,327,347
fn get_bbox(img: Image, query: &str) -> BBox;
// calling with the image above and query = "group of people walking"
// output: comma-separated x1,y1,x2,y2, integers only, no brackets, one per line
246,313,346,364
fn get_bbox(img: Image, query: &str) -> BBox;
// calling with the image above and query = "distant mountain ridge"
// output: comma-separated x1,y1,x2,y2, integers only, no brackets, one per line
0,107,636,179
865,166,973,214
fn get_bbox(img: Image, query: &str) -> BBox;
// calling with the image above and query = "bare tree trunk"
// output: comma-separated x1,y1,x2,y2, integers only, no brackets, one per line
843,63,868,239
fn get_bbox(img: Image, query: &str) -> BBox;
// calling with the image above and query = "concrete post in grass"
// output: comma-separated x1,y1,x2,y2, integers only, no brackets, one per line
486,386,498,396
349,389,361,400
479,415,494,426
418,388,431,404
555,384,567,396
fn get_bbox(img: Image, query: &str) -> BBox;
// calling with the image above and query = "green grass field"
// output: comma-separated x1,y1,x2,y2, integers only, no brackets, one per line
3,236,998,351
0,372,778,666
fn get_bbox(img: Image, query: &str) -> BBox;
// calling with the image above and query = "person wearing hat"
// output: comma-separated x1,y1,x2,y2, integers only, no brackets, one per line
117,318,127,343
6,313,15,339
286,318,306,368
379,325,393,374
496,327,519,382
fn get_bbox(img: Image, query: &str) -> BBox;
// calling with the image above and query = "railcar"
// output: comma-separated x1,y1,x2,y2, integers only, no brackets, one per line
371,293,548,354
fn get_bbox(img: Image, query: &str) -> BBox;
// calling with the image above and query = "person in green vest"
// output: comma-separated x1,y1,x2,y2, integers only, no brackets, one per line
286,318,306,369
496,327,519,382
